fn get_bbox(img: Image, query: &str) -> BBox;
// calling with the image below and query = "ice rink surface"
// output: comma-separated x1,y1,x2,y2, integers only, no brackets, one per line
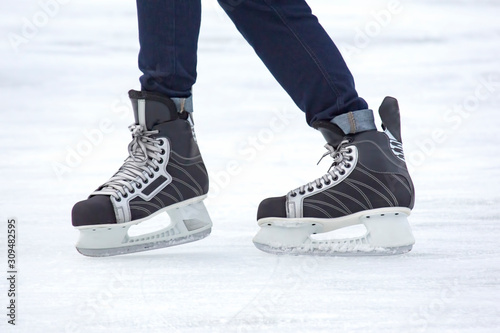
1,0,499,332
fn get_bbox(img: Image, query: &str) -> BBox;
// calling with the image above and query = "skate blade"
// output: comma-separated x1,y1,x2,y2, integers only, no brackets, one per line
253,208,415,256
77,228,211,257
75,197,212,257
253,242,413,256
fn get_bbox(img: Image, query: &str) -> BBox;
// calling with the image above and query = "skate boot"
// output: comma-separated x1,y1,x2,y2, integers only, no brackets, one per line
72,90,212,257
254,97,415,255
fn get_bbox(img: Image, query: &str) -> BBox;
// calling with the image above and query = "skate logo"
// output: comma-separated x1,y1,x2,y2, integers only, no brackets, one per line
389,139,406,162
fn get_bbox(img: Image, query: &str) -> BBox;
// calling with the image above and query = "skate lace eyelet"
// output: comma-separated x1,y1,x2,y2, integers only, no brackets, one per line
347,148,353,153
130,189,135,194
324,180,331,185
345,163,351,168
137,183,142,189
149,173,155,178
158,158,164,164
299,191,305,195
159,139,165,145
291,193,297,197
307,187,314,192
316,184,322,189
333,176,339,181
154,167,160,172
144,179,149,184
116,197,121,202
123,193,128,198
160,149,165,155
347,157,353,161
339,170,345,175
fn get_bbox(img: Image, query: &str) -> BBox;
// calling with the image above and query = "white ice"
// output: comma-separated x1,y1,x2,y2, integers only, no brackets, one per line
1,0,499,332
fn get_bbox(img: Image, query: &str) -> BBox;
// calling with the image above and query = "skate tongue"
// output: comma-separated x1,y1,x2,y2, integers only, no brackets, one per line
379,96,403,143
128,90,179,130
312,121,345,147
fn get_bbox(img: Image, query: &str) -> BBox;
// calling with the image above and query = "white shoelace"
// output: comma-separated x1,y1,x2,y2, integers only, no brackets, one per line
289,140,353,197
92,124,164,201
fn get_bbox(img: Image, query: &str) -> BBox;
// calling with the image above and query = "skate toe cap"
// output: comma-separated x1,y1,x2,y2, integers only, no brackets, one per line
72,195,117,227
257,196,287,220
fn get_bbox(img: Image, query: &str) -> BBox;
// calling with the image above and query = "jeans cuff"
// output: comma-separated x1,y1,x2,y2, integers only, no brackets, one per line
331,109,376,135
171,96,194,113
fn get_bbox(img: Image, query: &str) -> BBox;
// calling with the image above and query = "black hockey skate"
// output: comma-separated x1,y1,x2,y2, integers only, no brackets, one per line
72,90,212,257
254,97,415,255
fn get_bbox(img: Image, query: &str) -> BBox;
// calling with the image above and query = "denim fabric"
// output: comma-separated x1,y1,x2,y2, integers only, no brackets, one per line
170,96,194,113
136,0,368,124
136,0,201,98
331,109,376,135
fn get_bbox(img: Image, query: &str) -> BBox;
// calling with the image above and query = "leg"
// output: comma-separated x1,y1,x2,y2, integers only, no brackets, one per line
137,0,201,98
71,0,212,256
218,1,415,255
218,0,368,125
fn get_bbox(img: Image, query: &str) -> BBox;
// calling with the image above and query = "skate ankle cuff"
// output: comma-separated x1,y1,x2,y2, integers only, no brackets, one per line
331,109,376,135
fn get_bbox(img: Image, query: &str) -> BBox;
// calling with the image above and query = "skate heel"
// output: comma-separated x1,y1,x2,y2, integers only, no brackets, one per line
362,211,415,250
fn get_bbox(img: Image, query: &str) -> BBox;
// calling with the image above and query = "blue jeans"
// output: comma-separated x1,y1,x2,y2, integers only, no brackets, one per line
136,0,369,126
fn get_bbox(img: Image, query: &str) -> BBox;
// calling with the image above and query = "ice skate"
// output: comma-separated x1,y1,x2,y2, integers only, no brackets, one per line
72,90,212,257
254,97,415,255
